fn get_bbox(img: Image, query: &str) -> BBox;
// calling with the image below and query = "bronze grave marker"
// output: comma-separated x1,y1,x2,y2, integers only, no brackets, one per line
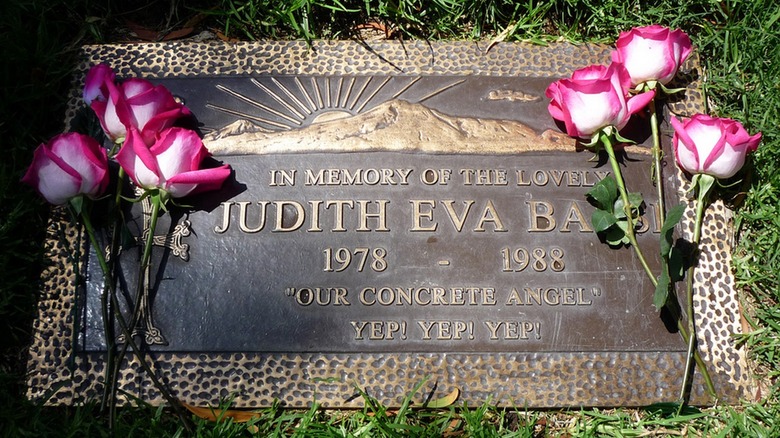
27,41,751,407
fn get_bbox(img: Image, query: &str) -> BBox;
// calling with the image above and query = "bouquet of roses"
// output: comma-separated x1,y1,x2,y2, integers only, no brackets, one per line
22,64,232,425
546,25,761,404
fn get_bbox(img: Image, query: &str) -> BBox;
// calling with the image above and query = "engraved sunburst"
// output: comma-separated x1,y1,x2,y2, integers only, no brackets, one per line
205,76,465,132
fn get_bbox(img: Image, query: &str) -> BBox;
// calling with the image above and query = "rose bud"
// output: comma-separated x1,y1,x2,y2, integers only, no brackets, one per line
116,127,231,198
671,114,761,179
546,62,655,140
91,78,191,145
22,132,110,205
612,25,693,86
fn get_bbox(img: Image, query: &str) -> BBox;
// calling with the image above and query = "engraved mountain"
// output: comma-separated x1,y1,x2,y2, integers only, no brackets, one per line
203,99,579,155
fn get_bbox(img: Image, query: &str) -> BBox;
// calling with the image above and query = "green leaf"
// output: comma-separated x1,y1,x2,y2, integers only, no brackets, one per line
586,176,618,212
616,219,629,234
628,192,644,212
658,82,688,94
613,130,636,145
669,247,685,281
660,204,686,257
615,220,631,245
581,134,601,149
69,195,84,216
654,269,670,311
613,198,627,219
591,210,618,232
605,223,628,246
614,193,645,220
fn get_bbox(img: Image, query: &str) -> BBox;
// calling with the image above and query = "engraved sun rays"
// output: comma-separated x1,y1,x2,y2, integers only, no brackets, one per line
206,76,465,132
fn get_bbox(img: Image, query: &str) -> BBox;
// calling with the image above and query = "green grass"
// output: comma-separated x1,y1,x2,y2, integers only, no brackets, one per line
3,0,780,436
718,0,780,394
0,0,76,394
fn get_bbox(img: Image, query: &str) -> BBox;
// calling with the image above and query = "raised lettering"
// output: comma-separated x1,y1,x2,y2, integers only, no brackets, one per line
356,200,390,232
215,201,233,233
561,201,593,233
239,201,269,233
325,200,354,232
484,321,501,340
351,321,368,340
527,200,555,232
273,201,305,232
441,200,474,232
473,200,507,232
410,200,437,231
269,169,296,186
417,320,435,340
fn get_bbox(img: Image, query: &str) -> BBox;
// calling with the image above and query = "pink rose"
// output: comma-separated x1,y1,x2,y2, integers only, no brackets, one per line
22,133,109,205
83,64,115,106
91,77,191,145
671,114,761,179
546,62,655,139
612,25,693,86
116,127,231,198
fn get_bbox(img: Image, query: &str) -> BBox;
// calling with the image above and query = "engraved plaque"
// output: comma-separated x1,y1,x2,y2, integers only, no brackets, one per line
27,41,751,408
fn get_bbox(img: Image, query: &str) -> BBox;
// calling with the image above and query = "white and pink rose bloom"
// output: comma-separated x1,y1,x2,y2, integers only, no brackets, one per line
545,62,655,140
22,133,110,205
671,114,761,179
116,127,231,198
612,24,693,87
87,65,191,145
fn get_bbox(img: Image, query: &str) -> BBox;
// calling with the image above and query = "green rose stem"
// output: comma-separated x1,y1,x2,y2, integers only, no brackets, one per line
637,84,715,401
648,97,666,228
66,196,115,417
97,142,125,416
77,206,119,430
647,93,715,399
601,132,717,401
600,131,655,281
679,174,717,403
128,192,161,342
100,167,126,415
85,191,193,433
64,199,85,373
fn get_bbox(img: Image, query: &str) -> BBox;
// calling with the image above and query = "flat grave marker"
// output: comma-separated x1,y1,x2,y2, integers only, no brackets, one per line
27,41,751,407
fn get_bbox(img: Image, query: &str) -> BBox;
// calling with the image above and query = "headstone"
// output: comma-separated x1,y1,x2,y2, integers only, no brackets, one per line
27,41,751,408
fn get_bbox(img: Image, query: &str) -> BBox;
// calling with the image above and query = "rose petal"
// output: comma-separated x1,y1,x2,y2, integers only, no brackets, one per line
165,164,231,197
122,79,167,130
22,146,81,205
49,133,108,196
83,64,115,105
117,128,161,189
703,142,747,178
626,89,655,116
98,79,130,141
34,160,83,205
152,128,206,182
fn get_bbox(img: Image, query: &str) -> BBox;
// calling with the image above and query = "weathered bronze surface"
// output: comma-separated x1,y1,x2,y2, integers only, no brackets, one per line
84,152,673,354
27,41,751,408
